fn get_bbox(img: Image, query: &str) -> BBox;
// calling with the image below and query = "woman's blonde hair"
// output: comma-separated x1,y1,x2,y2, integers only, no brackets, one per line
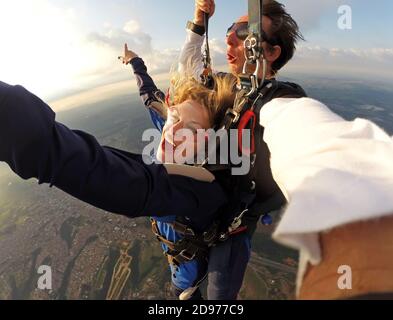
167,74,237,127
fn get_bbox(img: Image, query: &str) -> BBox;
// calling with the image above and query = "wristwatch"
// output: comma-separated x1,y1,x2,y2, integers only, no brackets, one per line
186,21,206,36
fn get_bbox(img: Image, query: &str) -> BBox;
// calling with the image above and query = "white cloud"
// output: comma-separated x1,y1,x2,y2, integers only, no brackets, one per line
286,46,393,80
123,20,141,34
0,0,82,98
1,0,390,103
210,38,226,56
209,38,228,66
85,22,180,79
0,1,178,100
87,25,153,58
281,0,354,32
197,36,393,81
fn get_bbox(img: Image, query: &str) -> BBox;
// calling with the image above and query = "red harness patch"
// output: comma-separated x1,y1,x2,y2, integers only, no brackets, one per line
238,110,256,156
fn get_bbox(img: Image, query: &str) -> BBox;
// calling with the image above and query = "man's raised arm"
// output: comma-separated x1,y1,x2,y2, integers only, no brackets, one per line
178,0,215,79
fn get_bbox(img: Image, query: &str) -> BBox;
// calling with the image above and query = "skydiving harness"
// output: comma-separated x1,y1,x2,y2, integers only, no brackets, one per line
151,0,306,270
151,0,268,269
150,76,306,269
206,0,275,239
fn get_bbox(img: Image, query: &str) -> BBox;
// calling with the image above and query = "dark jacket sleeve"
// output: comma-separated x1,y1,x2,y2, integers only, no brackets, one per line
130,57,166,107
0,81,227,220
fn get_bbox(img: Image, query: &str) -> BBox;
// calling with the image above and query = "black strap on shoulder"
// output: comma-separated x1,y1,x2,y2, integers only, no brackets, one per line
202,0,309,238
253,80,308,116
208,79,308,236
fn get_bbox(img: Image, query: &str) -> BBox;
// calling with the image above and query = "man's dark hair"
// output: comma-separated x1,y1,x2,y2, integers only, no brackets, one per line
263,0,304,72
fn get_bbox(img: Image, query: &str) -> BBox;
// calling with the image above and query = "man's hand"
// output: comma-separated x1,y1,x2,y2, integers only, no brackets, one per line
118,43,138,65
194,0,216,26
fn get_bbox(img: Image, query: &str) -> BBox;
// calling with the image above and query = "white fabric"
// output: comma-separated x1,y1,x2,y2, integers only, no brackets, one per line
178,30,205,80
259,97,393,294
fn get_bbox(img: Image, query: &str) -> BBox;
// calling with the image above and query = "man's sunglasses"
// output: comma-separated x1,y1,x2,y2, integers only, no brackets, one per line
226,22,278,46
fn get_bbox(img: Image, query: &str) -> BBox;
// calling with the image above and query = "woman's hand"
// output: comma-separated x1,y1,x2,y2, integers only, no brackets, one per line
118,43,138,65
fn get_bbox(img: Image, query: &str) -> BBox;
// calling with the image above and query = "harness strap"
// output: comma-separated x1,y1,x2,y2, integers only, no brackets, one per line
201,12,213,88
203,12,211,70
172,220,196,238
151,219,177,250
221,88,249,130
150,219,211,267
166,241,209,267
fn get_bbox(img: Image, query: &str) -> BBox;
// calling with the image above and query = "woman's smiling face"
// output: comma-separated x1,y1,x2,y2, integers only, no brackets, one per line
157,100,211,164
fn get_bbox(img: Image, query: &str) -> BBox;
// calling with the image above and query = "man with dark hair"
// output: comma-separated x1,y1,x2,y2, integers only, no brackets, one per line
181,0,304,79
179,0,307,300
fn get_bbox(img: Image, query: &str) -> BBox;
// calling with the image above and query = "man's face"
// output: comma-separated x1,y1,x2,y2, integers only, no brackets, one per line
226,15,274,75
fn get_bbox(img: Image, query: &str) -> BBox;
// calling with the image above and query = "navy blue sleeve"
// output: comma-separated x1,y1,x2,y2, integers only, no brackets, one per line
130,57,166,131
130,57,166,108
0,81,227,220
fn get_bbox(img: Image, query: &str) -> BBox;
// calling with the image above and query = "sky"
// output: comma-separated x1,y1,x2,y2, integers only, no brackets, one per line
0,0,392,106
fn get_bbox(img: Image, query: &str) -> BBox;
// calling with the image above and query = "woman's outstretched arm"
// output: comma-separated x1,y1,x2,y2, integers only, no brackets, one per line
120,44,167,127
0,81,227,220
129,57,167,130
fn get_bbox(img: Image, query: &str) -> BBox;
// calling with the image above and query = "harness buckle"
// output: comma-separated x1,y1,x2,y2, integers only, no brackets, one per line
203,222,219,245
179,250,196,262
229,209,249,233
240,32,267,97
225,108,241,124
173,221,196,238
184,228,196,238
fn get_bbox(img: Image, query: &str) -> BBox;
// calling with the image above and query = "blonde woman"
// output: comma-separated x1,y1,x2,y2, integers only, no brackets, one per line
119,44,238,299
0,66,236,300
